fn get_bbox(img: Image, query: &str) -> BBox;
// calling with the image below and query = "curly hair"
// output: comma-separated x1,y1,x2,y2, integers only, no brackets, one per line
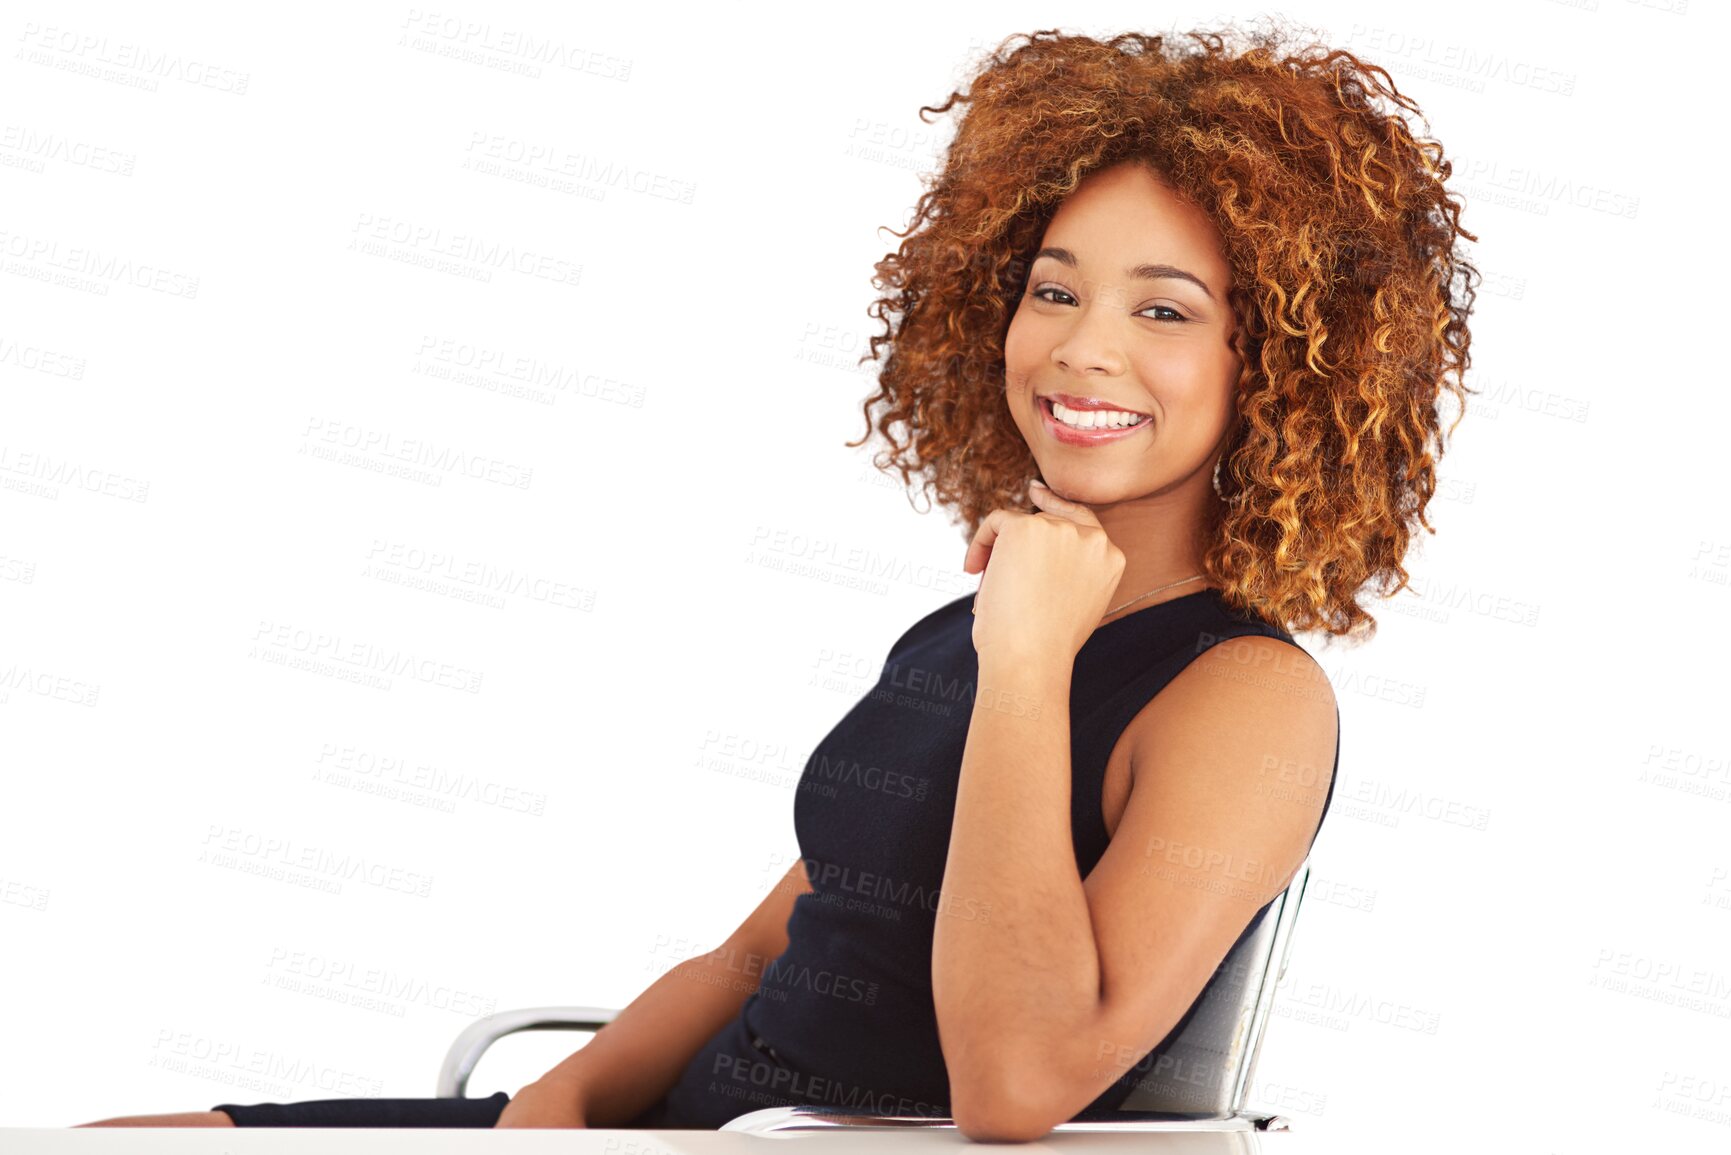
845,20,1480,643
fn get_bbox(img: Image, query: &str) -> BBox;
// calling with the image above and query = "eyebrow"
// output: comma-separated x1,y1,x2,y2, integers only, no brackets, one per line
1031,246,1217,303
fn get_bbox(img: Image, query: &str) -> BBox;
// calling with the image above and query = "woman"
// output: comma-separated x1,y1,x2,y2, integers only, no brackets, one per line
77,23,1476,1139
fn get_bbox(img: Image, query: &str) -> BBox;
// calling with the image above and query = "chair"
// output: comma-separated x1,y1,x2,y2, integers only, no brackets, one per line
438,859,1314,1134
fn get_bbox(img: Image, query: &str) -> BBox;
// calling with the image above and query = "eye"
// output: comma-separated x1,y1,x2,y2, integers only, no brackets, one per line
1136,304,1188,324
1030,285,1077,306
1028,285,1189,324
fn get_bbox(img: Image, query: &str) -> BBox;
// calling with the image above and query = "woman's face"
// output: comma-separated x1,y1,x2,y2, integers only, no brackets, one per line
1003,160,1241,510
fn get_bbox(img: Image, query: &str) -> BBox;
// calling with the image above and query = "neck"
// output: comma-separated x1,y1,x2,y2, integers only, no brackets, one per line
1051,466,1222,625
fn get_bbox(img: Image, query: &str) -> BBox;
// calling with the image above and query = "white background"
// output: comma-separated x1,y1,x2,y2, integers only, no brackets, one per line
3,1,1727,1150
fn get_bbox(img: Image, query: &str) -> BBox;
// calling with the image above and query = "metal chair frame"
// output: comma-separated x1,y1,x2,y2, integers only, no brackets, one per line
438,860,1313,1133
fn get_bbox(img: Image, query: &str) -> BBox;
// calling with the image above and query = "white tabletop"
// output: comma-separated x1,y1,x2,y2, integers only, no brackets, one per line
0,1128,1323,1154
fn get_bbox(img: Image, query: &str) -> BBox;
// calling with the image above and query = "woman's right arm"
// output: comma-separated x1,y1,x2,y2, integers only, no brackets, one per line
499,856,811,1128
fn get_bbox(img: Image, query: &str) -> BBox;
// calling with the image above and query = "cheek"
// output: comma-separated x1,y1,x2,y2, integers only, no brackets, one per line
1130,348,1235,410
1001,319,1040,413
1002,314,1035,371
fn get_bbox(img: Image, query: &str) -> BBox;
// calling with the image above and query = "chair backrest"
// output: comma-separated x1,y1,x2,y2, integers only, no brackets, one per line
1110,860,1310,1116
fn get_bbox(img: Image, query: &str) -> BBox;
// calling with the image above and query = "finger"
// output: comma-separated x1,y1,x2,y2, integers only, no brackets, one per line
962,511,1001,574
962,508,1014,574
1027,480,1104,528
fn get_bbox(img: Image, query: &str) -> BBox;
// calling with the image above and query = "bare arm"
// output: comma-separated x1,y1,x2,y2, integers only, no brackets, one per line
527,857,811,1127
933,637,1335,1141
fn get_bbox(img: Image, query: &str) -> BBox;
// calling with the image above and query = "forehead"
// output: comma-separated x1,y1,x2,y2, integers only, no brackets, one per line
1039,162,1230,286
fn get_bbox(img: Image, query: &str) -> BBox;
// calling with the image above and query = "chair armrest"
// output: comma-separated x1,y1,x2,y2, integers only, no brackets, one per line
437,1005,620,1097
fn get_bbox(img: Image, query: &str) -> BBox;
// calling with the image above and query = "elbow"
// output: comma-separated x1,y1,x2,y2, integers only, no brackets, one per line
954,1115,1055,1144
949,1068,1061,1143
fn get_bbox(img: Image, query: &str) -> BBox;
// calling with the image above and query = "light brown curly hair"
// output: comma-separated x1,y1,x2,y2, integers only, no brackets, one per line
845,21,1480,642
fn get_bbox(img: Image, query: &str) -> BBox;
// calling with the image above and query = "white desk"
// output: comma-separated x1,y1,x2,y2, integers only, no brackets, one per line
0,1129,1323,1154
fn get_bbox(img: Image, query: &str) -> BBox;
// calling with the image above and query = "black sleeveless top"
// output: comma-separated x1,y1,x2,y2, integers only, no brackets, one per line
648,586,1339,1127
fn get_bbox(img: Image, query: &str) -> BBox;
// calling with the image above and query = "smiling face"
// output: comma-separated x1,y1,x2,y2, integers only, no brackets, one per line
1004,160,1241,510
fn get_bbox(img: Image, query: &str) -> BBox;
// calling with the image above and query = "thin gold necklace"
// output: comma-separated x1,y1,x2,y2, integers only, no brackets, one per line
1102,573,1206,621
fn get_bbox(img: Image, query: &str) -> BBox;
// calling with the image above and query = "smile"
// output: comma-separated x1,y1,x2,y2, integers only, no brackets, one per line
1038,396,1152,445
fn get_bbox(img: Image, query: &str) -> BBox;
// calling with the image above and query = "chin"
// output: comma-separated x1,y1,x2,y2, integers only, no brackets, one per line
1041,478,1108,504
1044,475,1153,507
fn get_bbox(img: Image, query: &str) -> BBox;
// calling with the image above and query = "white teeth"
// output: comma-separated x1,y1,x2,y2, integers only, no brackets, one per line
1050,400,1147,430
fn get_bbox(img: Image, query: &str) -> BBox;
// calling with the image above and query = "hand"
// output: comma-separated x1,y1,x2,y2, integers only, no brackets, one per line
494,1077,588,1129
962,479,1126,660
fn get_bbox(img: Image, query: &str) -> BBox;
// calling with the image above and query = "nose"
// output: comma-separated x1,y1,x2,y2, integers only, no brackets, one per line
1048,292,1127,377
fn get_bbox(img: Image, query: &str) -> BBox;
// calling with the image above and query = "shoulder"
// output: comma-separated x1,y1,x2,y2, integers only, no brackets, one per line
1127,631,1337,788
1183,632,1336,714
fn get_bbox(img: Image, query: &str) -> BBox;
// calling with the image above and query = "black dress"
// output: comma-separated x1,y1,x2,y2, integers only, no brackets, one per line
217,587,1338,1128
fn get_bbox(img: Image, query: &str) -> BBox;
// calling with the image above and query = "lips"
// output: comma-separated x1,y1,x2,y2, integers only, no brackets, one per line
1037,395,1152,446
1039,391,1153,418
